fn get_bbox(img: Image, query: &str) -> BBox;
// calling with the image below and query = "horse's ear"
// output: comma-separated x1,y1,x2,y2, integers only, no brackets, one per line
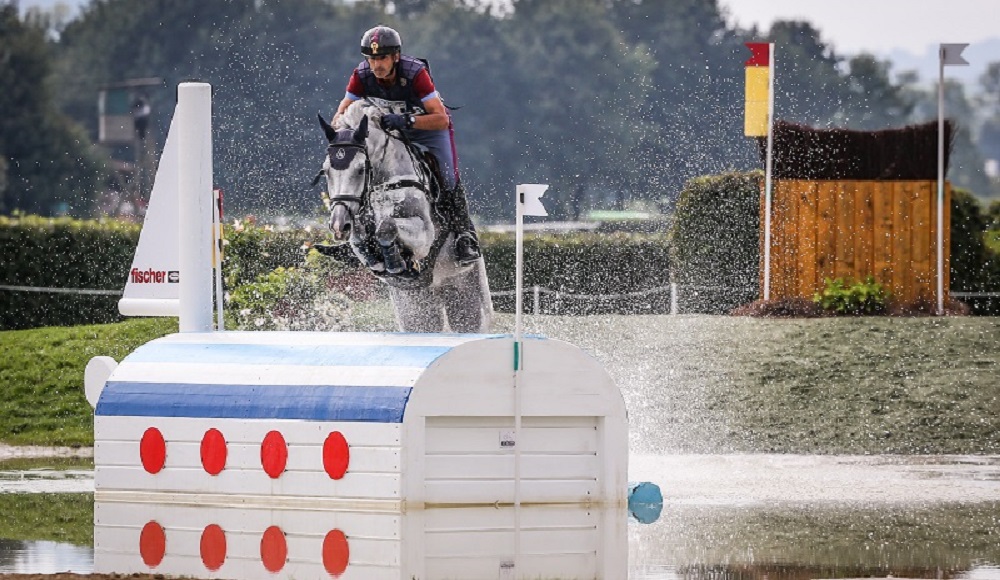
318,113,337,142
354,115,369,143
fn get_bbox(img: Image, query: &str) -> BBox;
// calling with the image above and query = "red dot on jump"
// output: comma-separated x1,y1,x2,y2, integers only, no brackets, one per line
140,427,166,474
322,529,350,577
200,524,227,571
323,431,350,480
261,430,288,479
200,428,227,475
139,520,166,568
260,525,287,573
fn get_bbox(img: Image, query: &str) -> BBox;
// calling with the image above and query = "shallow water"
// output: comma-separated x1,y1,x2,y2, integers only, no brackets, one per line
1,454,999,578
0,539,92,574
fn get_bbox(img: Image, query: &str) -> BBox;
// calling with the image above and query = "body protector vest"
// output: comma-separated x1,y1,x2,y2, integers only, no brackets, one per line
356,55,433,111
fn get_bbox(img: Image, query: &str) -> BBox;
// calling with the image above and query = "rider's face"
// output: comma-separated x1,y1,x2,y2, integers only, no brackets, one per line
367,53,397,79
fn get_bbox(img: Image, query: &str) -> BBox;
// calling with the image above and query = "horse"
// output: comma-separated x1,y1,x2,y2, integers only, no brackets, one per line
314,98,493,333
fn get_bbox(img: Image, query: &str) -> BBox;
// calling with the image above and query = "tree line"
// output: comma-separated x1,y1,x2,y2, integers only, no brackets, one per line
3,0,999,222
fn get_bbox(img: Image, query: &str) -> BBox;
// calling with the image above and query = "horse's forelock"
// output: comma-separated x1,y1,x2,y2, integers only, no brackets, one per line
333,128,356,144
327,143,363,171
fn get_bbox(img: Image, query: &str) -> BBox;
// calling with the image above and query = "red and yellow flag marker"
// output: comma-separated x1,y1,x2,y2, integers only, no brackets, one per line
744,42,771,137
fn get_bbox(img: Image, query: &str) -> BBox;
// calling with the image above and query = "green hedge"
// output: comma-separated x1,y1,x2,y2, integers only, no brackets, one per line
479,231,672,314
4,177,996,330
667,172,761,313
950,189,1000,315
0,215,139,330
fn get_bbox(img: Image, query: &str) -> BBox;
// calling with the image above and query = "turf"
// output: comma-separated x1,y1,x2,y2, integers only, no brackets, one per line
0,318,177,446
1,313,998,454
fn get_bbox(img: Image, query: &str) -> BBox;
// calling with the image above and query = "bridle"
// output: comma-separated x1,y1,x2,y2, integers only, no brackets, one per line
323,141,371,213
317,129,434,218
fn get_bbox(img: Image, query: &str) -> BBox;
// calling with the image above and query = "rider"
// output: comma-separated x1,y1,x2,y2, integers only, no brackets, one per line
332,25,481,266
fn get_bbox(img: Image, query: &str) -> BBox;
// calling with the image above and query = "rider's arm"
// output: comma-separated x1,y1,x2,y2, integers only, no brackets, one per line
414,96,450,130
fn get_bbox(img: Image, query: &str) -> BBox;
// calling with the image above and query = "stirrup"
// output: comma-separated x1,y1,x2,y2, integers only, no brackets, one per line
455,232,481,265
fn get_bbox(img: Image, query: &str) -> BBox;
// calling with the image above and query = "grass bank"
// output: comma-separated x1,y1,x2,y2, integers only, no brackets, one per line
494,314,1000,455
0,318,177,446
1,313,997,454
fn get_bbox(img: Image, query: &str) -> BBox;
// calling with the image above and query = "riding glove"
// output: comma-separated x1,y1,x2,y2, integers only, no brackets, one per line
381,113,413,131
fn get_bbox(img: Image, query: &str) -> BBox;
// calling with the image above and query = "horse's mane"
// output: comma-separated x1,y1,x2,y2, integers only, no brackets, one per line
335,98,402,132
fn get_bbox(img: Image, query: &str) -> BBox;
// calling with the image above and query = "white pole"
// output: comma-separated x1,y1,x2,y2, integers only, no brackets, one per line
763,42,775,301
937,51,946,316
513,186,525,573
178,82,214,333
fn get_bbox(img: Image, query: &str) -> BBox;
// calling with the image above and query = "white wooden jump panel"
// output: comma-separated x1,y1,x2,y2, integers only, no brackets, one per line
92,330,628,577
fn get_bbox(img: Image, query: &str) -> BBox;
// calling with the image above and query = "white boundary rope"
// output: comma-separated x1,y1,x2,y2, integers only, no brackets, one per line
0,285,121,296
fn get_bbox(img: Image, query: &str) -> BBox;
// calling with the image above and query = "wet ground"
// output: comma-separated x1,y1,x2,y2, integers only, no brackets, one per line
1,451,998,578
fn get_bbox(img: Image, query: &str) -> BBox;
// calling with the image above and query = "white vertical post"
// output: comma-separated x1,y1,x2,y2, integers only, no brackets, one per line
511,183,546,575
532,285,540,315
937,44,969,315
512,186,525,575
670,282,678,315
763,42,776,301
178,82,214,333
937,54,945,316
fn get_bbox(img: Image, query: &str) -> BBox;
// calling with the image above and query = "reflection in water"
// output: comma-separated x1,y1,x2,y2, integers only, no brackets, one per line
2,499,999,578
94,501,628,579
0,538,92,574
630,502,1000,580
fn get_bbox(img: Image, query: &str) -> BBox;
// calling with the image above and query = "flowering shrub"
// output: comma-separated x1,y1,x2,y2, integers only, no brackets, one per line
227,249,358,331
813,276,891,315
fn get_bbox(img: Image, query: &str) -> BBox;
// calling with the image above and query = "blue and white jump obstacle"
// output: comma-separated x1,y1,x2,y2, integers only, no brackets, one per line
85,82,642,579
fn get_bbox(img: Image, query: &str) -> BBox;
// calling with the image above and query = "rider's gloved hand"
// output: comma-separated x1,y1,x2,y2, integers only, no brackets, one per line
381,113,412,132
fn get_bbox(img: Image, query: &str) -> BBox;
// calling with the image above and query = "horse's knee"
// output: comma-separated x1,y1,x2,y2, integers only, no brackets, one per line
375,218,398,246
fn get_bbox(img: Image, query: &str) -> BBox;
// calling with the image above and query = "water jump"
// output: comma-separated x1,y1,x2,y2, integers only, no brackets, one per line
81,81,660,578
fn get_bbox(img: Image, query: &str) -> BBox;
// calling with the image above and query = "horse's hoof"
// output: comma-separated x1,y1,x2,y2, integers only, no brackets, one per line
385,260,405,275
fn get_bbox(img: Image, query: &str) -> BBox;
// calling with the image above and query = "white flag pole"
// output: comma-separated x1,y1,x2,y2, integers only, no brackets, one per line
937,48,945,316
763,42,775,301
512,184,527,575
937,43,969,315
512,184,547,558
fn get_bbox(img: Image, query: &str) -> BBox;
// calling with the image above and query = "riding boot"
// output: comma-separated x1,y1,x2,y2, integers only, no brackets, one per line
448,181,481,265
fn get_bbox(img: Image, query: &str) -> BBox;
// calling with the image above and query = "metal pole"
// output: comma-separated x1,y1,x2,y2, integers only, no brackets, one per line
763,43,776,301
937,50,946,316
513,185,524,574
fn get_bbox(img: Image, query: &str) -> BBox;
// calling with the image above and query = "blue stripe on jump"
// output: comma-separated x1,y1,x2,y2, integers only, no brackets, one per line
125,342,451,368
95,382,412,422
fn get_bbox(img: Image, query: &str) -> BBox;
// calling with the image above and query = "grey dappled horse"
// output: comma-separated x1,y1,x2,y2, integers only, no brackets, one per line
316,98,493,333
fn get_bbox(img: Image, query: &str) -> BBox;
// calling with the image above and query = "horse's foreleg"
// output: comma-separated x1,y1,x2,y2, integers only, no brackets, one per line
376,218,406,275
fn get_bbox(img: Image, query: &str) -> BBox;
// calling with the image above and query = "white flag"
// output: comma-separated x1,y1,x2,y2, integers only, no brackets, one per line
940,43,970,66
517,183,548,217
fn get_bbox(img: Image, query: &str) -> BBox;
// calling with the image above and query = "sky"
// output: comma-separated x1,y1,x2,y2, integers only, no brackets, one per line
720,0,997,55
721,0,999,87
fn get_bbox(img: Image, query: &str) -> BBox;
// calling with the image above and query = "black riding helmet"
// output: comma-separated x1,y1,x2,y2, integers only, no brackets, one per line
360,26,402,57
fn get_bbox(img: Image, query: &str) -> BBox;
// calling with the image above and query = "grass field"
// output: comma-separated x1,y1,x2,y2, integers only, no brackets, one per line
1,312,998,454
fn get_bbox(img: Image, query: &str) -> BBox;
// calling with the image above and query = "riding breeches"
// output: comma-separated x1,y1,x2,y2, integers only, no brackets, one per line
404,125,458,191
